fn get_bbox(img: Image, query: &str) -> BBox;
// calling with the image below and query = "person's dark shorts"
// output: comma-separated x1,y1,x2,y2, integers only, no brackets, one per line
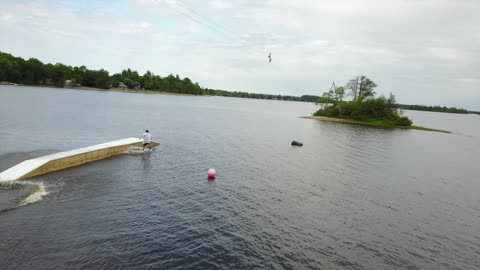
143,143,150,146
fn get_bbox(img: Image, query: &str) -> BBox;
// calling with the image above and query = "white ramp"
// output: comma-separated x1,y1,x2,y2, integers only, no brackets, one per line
0,138,159,181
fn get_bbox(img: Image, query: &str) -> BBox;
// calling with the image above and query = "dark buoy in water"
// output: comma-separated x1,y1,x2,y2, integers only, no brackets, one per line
291,141,303,146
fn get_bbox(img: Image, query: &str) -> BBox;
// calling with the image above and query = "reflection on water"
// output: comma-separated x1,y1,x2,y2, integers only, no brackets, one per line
0,85,479,269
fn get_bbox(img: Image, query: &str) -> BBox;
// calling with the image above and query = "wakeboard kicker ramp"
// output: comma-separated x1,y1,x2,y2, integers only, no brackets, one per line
0,138,160,181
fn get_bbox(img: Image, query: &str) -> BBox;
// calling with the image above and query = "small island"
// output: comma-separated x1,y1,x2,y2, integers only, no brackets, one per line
307,76,450,133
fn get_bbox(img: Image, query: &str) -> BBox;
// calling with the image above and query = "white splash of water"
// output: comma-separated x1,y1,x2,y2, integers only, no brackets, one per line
18,182,48,207
126,147,151,155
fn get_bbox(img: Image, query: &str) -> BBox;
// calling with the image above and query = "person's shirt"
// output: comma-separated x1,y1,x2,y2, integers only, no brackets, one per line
142,132,151,143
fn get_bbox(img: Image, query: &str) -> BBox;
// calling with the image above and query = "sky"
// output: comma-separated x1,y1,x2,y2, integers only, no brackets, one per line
1,0,479,110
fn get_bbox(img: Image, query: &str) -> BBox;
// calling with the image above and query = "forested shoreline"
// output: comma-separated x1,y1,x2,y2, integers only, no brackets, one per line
0,51,318,102
397,104,468,114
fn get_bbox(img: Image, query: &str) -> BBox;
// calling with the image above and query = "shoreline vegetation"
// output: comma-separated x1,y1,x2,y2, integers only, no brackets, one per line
396,104,469,114
312,76,451,133
0,51,318,102
0,82,197,96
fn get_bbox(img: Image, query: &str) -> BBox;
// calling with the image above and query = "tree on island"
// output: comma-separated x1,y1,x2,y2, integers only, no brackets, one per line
346,75,377,101
316,82,346,105
315,76,413,126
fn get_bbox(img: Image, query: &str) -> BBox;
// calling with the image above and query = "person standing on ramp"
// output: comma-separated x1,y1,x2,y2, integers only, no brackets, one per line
140,129,152,150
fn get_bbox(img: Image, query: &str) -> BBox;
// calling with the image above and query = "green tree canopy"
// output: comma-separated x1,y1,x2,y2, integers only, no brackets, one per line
346,75,377,101
315,76,412,126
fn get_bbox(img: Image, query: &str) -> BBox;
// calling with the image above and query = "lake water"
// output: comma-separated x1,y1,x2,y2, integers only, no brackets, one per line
0,85,479,269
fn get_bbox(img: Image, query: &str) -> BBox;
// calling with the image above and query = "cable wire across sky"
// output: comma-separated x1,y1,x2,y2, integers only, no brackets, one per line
157,0,282,61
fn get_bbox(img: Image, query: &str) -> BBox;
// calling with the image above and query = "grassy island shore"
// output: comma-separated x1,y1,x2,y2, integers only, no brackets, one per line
303,116,450,133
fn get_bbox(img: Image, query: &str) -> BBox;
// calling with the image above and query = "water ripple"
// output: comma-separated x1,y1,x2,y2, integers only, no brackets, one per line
1,88,479,269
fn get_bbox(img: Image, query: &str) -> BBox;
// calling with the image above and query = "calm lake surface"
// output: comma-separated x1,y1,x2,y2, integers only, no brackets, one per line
0,85,479,269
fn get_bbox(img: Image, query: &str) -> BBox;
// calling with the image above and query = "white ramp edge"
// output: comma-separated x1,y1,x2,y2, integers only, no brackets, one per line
0,138,144,182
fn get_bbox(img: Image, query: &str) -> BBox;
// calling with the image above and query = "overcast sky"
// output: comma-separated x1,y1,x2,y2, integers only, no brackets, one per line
1,0,479,109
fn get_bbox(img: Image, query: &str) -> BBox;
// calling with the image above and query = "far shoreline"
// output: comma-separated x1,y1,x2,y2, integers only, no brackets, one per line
1,83,475,116
0,83,312,102
0,83,198,97
302,116,450,133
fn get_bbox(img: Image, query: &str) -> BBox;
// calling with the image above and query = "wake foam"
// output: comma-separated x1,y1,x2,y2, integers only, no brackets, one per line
0,181,48,211
0,181,24,190
126,147,152,155
18,182,48,207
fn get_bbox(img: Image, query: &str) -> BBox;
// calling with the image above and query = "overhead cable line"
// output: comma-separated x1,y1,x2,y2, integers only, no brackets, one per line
158,1,231,37
170,0,239,38
158,0,275,59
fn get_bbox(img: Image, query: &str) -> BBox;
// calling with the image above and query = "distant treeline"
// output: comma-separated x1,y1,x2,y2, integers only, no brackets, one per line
205,90,319,102
397,104,468,114
0,51,318,102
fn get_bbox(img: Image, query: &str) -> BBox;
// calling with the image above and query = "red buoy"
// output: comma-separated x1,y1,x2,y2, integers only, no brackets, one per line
207,168,216,180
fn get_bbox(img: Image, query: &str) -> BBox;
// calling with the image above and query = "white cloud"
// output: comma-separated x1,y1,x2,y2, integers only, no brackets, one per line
1,13,13,22
141,21,152,29
455,78,480,95
424,47,465,62
208,0,230,10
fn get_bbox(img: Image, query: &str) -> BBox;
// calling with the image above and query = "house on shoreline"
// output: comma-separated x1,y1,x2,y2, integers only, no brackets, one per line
0,81,18,86
64,79,81,87
118,82,127,90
